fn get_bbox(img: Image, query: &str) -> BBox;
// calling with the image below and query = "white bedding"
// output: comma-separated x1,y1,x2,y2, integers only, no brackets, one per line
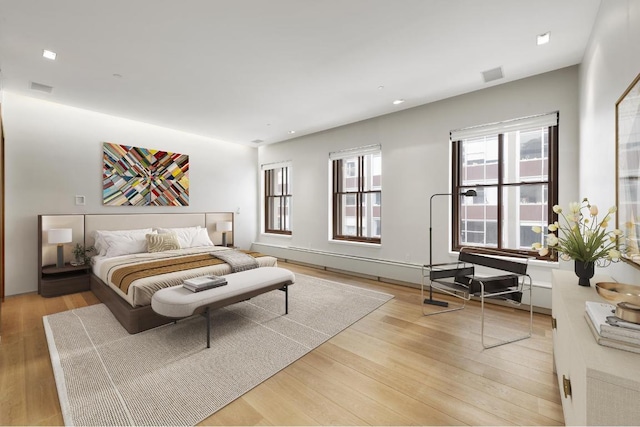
92,246,278,307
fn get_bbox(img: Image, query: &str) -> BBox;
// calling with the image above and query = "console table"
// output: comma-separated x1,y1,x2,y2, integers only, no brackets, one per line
552,269,640,425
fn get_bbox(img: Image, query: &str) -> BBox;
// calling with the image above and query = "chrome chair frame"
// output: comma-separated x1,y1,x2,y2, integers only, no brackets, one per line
422,249,533,349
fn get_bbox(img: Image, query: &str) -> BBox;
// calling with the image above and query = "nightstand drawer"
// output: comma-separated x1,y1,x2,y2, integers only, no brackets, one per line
40,264,91,297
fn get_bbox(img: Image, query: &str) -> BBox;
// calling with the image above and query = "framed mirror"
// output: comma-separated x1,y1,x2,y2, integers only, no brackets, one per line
616,72,640,267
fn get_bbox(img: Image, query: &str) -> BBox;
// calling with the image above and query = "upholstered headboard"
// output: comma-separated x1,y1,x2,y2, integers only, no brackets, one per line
39,212,234,267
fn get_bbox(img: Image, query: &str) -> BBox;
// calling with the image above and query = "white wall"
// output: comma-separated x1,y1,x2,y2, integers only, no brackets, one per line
3,92,258,296
580,0,640,284
254,66,581,308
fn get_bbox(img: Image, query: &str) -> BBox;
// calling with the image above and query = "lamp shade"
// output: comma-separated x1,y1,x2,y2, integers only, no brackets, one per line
216,221,233,232
48,228,72,244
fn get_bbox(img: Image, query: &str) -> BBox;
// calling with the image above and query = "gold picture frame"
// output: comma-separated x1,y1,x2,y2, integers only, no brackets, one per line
616,72,640,267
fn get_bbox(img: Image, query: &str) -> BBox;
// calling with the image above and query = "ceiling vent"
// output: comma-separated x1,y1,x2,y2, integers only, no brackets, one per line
30,81,53,93
251,139,264,144
481,67,504,83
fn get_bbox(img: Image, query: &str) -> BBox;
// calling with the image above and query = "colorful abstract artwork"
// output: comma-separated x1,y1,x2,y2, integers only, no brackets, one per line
103,142,189,206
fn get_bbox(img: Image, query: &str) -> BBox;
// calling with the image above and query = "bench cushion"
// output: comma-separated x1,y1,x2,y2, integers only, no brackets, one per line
151,267,295,318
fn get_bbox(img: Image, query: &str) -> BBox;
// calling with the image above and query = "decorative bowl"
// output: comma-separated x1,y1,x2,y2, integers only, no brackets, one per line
595,282,640,307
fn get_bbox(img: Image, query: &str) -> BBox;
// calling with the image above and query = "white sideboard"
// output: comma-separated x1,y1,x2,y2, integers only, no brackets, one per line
552,269,640,425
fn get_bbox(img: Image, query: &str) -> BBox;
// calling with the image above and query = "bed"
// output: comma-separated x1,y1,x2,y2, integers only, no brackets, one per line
45,213,278,333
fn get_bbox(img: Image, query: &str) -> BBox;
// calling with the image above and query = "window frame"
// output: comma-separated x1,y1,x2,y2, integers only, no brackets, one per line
451,121,558,258
264,165,292,235
331,150,381,244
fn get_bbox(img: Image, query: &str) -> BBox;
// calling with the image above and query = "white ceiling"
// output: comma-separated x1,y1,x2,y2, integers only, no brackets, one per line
0,0,601,146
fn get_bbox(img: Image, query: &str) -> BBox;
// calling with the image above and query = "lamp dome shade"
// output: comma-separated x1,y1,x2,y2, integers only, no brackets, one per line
48,228,72,244
216,221,233,232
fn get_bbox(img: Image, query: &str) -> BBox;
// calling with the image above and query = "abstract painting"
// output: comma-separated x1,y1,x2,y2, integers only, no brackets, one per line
103,142,189,206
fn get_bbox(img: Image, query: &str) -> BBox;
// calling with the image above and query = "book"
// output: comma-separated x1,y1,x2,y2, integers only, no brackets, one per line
183,275,227,292
585,301,640,344
584,312,640,354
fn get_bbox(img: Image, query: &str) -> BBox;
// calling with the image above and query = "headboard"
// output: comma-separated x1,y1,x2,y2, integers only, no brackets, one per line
39,212,234,267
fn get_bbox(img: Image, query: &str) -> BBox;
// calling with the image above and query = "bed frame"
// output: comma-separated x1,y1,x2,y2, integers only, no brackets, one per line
40,212,236,333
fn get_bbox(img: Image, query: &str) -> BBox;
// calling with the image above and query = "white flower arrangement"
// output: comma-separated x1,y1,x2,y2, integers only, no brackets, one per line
532,198,624,265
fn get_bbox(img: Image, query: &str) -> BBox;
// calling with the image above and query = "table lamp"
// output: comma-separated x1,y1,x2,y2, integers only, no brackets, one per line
48,228,72,268
216,221,233,246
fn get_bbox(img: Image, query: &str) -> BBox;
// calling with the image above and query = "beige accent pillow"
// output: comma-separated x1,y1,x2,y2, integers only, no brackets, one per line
146,233,180,253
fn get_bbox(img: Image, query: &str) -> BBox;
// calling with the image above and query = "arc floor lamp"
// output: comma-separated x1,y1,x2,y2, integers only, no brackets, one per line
426,189,477,307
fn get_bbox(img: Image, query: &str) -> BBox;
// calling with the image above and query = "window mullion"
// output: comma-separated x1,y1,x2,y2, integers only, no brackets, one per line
281,167,287,231
264,170,271,232
497,133,504,249
357,156,363,237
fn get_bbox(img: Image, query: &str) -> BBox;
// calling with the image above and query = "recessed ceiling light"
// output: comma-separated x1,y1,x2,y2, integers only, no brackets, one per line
393,99,405,105
42,49,57,60
537,32,550,45
288,130,296,134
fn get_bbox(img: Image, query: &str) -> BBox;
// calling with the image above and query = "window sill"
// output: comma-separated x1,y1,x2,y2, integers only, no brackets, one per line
330,239,381,248
261,232,292,239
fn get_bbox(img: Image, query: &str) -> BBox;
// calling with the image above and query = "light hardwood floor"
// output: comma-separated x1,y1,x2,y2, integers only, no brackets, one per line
0,261,563,426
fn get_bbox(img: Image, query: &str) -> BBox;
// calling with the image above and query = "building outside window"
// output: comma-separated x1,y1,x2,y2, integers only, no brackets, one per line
330,145,381,243
452,113,558,256
263,163,292,235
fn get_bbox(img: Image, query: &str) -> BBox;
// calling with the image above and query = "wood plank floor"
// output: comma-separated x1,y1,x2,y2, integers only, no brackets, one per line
0,261,563,426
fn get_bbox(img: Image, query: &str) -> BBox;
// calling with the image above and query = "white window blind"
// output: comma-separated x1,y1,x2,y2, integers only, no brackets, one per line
260,160,292,171
450,112,558,141
329,144,381,160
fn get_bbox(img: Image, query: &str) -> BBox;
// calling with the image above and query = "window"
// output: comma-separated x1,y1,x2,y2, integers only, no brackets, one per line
331,145,381,243
264,164,292,235
451,112,558,256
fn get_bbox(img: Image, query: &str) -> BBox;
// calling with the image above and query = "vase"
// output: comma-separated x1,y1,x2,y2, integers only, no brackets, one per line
574,261,595,287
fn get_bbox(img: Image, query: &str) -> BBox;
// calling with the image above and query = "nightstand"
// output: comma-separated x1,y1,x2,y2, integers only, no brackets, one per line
40,263,91,297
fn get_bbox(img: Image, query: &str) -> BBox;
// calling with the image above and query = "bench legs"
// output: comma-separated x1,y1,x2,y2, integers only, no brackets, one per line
202,284,290,349
206,307,211,348
280,284,289,314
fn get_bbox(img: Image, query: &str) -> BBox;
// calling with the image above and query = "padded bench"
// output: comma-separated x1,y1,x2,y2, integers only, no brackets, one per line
151,266,295,348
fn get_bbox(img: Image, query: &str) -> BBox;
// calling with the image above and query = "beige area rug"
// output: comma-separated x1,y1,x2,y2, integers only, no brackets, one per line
43,273,393,426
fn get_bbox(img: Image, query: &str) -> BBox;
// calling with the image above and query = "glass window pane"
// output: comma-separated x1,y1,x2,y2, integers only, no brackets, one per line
459,187,498,247
504,128,549,183
342,158,359,190
361,192,381,238
341,194,357,236
364,152,382,191
274,168,284,196
460,136,499,186
501,184,548,249
267,197,281,230
520,224,547,249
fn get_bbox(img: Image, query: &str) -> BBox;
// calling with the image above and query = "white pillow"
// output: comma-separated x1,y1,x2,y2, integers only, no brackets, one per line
156,226,212,248
190,227,214,247
104,231,156,258
94,228,154,256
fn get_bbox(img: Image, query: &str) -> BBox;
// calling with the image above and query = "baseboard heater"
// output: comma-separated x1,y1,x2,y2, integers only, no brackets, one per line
286,246,422,268
253,243,550,314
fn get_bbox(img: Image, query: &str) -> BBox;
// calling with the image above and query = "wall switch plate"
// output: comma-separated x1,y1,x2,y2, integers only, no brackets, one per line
75,195,86,205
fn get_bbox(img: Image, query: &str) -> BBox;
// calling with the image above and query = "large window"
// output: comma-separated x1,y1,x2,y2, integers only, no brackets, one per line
452,113,558,257
264,164,292,235
331,145,381,243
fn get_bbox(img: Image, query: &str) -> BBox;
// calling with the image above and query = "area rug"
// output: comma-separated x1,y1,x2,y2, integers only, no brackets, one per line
43,273,393,426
